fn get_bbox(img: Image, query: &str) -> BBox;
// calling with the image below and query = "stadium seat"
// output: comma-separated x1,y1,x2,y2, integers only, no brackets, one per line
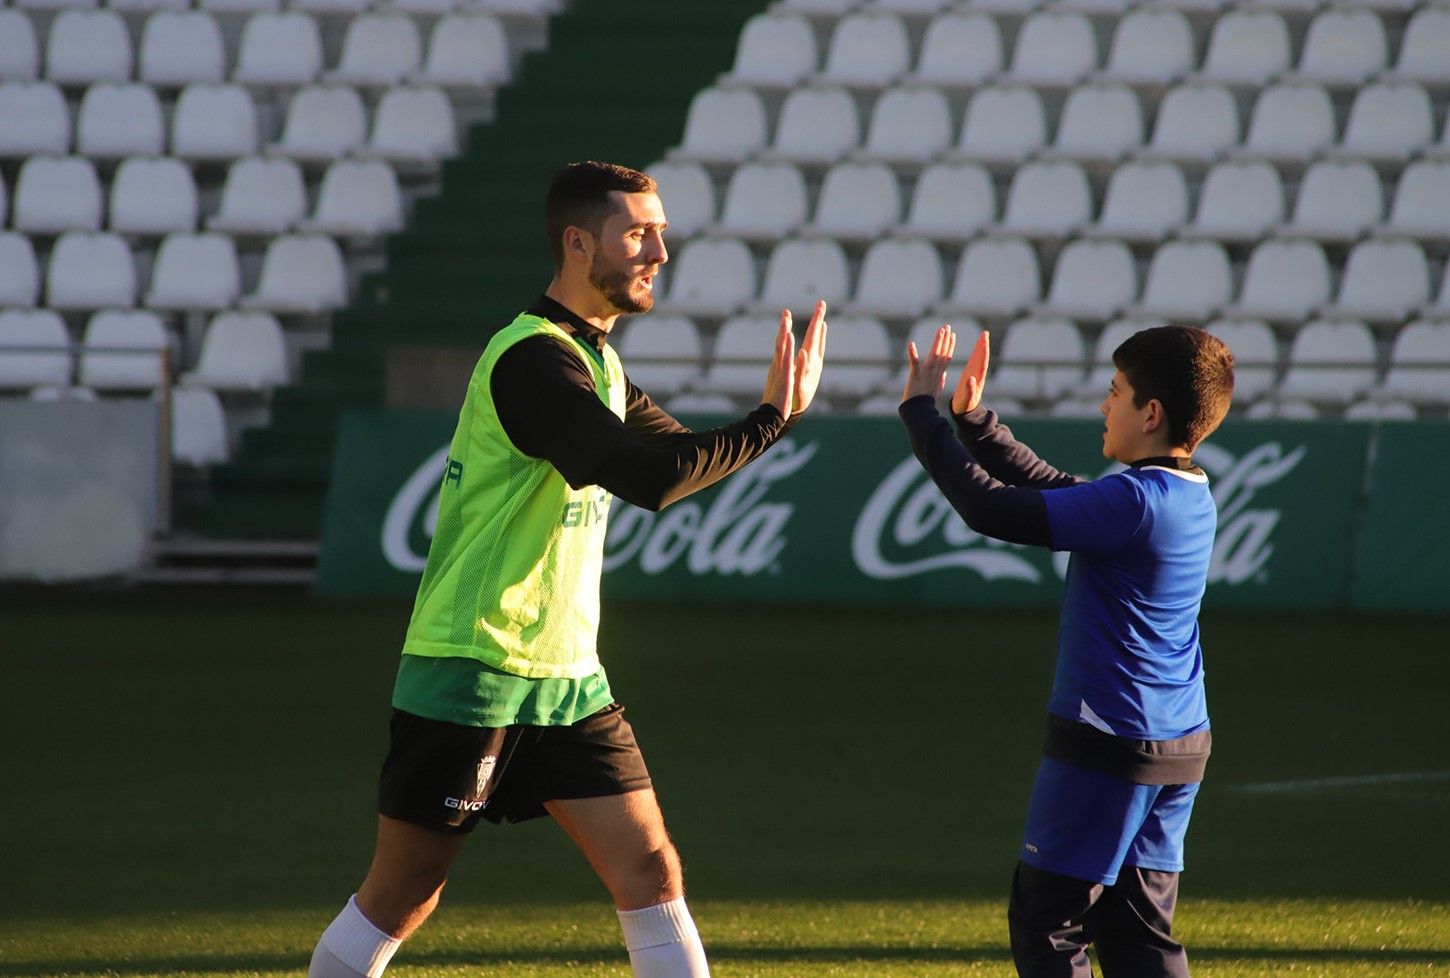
670,87,768,164
1379,321,1450,406
807,162,900,242
1095,9,1194,87
991,317,1084,400
1379,161,1450,240
201,0,280,12
898,161,994,242
146,231,241,311
0,81,71,157
1344,399,1416,422
0,10,41,82
1125,241,1232,321
233,12,323,87
952,84,1047,166
962,0,1040,16
183,310,289,391
269,85,367,163
935,237,1041,319
1322,240,1430,324
12,155,103,233
1205,319,1277,403
171,84,259,161
656,237,755,317
364,85,457,168
1082,161,1188,243
1222,239,1331,324
380,0,458,13
1331,83,1434,165
109,155,198,235
138,11,225,87
765,86,860,166
991,160,1091,240
714,162,809,242
1043,84,1143,164
324,14,422,87
869,0,950,13
1033,239,1136,323
1137,84,1239,165
1287,9,1387,88
75,83,165,159
1078,319,1148,396
1245,399,1319,420
698,315,778,397
613,315,702,396
1193,10,1291,87
720,13,817,89
845,238,944,319
110,0,197,10
45,10,130,86
647,161,714,240
170,385,229,465
1385,7,1450,88
664,392,738,414
413,14,510,88
856,86,952,164
0,308,71,389
239,234,347,313
816,315,891,396
774,0,857,16
1004,11,1096,88
753,238,851,315
1275,160,1381,243
1050,397,1106,419
907,12,1002,88
46,231,136,309
1179,161,1284,243
299,159,404,238
207,156,307,235
1231,83,1336,165
1279,319,1377,404
0,232,42,306
817,12,910,88
78,309,168,390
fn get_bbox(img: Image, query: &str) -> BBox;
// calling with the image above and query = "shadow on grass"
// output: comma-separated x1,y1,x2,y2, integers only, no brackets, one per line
5,943,1449,976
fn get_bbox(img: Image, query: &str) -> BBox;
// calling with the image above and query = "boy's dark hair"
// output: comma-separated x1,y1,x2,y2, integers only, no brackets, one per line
1113,325,1235,451
545,161,656,269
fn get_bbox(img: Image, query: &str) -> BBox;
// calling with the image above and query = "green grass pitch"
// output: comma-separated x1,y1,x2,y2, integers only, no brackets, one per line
3,592,1448,976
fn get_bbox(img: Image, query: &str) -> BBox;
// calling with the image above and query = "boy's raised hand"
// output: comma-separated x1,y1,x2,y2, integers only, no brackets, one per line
951,330,991,415
902,324,956,402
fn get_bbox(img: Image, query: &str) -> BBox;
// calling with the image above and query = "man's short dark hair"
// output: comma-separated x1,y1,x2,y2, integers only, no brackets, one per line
545,161,656,269
1113,325,1235,452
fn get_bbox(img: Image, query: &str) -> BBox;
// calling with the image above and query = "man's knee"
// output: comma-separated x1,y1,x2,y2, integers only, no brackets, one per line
608,840,683,908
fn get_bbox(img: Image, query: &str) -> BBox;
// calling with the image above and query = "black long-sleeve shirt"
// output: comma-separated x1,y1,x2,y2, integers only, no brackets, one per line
490,296,789,512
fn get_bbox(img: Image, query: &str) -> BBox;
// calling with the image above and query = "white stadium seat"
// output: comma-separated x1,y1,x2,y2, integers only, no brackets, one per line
1246,399,1319,421
300,159,405,237
413,14,511,88
720,14,817,89
1289,9,1387,88
953,85,1047,165
0,10,41,82
146,231,241,312
907,13,1002,88
109,155,198,235
0,309,71,389
1332,83,1434,165
817,12,911,88
665,393,738,414
754,238,851,315
1277,160,1381,243
1194,10,1290,87
45,10,131,86
657,237,755,317
715,162,809,242
1125,241,1232,321
139,11,225,87
1078,319,1147,396
239,234,347,313
992,160,1091,239
1033,239,1136,323
1386,7,1450,87
698,316,778,397
1179,161,1284,242
1096,9,1193,87
233,12,324,87
647,161,714,240
936,237,1041,319
1279,319,1377,404
46,231,136,309
1380,161,1450,240
1205,319,1277,403
846,238,944,319
110,0,190,11
171,385,230,465
991,317,1084,400
1083,161,1187,243
0,232,42,306
1380,321,1450,406
208,156,307,235
75,83,165,159
364,85,457,167
201,0,279,12
183,310,289,391
809,162,901,242
1045,84,1143,164
1222,240,1332,324
1344,399,1416,422
325,14,422,87
12,155,102,233
857,86,952,164
171,84,259,161
817,315,891,397
614,315,702,396
1233,84,1336,165
0,82,71,157
1322,240,1430,324
1138,84,1239,165
899,161,994,242
78,309,168,390
269,85,367,162
671,87,768,164
1005,11,1096,88
766,86,860,165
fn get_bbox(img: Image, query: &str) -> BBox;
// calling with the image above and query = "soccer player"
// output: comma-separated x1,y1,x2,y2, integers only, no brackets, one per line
898,324,1233,978
307,161,828,978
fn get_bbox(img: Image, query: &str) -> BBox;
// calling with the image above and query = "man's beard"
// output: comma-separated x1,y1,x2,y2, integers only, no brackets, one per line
589,261,653,314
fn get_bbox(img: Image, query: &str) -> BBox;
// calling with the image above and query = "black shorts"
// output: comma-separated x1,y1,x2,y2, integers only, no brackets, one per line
377,703,653,832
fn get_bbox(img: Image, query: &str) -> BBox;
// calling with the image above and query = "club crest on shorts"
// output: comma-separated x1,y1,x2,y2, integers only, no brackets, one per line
475,755,498,797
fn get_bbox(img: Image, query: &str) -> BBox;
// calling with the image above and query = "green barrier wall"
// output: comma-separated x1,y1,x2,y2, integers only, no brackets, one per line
315,412,1443,612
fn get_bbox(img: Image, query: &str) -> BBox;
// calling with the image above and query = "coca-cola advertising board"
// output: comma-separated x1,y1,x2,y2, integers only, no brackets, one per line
315,410,1442,612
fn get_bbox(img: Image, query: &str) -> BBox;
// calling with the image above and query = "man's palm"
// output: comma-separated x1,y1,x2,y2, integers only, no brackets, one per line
951,331,990,415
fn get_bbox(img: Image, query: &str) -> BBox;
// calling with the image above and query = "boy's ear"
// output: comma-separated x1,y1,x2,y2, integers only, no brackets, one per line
1142,398,1167,435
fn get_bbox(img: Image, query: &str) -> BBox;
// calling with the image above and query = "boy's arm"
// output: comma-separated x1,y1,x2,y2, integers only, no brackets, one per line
951,406,1087,489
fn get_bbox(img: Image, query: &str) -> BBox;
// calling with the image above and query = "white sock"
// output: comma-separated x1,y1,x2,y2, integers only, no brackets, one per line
617,897,711,978
309,895,402,978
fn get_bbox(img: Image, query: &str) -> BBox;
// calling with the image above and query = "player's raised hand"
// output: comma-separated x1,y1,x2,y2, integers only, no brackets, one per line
902,325,956,402
760,309,797,417
950,329,991,415
791,299,828,416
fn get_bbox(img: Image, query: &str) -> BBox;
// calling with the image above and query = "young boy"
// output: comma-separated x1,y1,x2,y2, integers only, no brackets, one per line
898,324,1235,978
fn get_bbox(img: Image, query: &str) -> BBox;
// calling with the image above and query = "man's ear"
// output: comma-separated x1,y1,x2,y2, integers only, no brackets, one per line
562,226,593,266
